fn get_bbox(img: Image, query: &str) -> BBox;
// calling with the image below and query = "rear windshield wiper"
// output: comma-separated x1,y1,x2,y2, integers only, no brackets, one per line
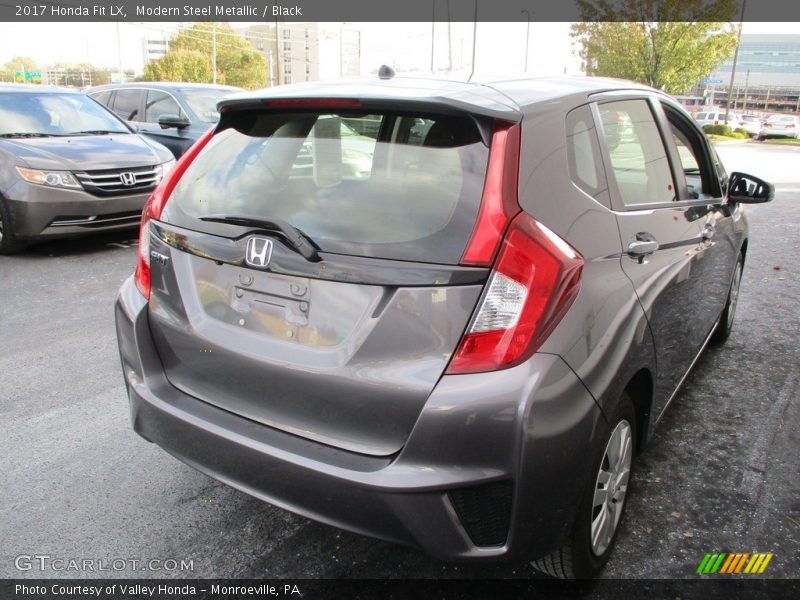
200,215,321,262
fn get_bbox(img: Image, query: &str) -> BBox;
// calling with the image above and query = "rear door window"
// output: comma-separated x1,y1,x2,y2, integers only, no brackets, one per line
598,99,676,208
89,90,112,106
111,89,144,121
144,90,185,123
163,111,490,264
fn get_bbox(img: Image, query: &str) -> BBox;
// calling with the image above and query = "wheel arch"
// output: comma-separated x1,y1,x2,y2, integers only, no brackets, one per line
624,368,654,453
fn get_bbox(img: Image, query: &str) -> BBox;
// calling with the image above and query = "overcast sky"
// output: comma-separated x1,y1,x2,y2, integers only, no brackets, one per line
0,21,796,78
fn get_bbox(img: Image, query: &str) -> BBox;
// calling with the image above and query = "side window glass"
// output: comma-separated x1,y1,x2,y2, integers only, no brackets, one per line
89,91,111,107
599,100,676,207
663,104,723,200
710,146,728,194
145,90,184,123
112,89,143,121
670,128,701,198
565,104,609,207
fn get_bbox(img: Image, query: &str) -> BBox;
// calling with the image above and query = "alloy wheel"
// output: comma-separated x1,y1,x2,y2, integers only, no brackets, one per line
727,262,743,330
590,420,633,556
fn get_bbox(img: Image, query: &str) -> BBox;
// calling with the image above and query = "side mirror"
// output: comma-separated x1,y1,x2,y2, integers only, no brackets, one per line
158,114,190,130
727,171,774,204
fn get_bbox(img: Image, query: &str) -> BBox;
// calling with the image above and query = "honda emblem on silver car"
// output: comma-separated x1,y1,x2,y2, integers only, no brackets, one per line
245,237,273,268
119,172,136,186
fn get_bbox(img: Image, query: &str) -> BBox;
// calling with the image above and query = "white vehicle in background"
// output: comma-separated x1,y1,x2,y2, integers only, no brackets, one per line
758,114,800,140
739,115,763,138
694,110,744,130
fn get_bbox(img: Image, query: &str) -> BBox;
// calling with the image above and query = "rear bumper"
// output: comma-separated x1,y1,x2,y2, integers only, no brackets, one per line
759,129,799,139
5,180,149,239
115,276,606,561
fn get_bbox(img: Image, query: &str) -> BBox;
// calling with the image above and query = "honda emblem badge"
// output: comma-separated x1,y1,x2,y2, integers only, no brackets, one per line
245,237,273,268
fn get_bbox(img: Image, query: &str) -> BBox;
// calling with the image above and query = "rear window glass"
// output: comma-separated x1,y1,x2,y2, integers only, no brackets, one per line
163,111,490,264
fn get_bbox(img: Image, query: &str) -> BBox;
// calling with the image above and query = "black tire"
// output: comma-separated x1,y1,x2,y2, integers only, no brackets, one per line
532,395,636,579
0,196,26,255
710,255,743,346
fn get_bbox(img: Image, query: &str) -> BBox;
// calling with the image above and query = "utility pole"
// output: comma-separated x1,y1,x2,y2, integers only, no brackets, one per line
724,0,746,122
521,9,531,73
742,69,750,112
274,17,281,84
211,24,217,84
268,49,275,86
430,2,435,74
116,22,123,82
446,0,452,72
467,0,478,81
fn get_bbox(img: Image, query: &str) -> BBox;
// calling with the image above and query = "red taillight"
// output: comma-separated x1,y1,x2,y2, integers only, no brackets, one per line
787,123,796,129
714,120,719,125
134,127,216,299
447,212,583,374
460,121,521,266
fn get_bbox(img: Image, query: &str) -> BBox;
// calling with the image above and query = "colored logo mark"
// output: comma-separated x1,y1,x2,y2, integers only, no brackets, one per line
696,552,773,574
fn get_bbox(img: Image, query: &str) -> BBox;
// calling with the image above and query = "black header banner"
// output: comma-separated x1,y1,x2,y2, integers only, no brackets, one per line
2,0,800,22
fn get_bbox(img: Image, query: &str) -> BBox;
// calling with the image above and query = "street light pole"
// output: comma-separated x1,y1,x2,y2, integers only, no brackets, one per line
521,9,530,73
724,0,747,123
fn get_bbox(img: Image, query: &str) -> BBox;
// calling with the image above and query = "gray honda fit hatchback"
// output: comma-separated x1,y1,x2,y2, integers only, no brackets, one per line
114,76,772,578
0,84,174,253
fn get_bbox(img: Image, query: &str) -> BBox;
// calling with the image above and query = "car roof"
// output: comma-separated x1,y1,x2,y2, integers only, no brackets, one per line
0,83,78,94
87,82,242,92
218,75,662,120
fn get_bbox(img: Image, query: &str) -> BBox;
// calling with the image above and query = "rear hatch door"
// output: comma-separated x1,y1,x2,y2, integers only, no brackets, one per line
147,106,499,456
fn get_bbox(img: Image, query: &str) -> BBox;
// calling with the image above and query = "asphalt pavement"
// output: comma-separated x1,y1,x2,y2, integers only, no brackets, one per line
1,141,798,581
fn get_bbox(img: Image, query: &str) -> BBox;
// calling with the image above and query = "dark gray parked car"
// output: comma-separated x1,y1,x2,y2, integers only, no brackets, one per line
0,84,174,254
114,76,773,578
86,82,242,158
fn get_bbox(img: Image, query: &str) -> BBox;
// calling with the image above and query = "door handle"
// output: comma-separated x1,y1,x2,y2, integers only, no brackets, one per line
627,239,659,258
702,224,715,240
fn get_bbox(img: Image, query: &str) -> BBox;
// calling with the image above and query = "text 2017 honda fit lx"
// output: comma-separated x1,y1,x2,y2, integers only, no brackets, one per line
114,76,773,578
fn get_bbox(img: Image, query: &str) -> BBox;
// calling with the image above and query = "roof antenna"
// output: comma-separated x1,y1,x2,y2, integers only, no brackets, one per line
467,0,478,82
378,65,395,80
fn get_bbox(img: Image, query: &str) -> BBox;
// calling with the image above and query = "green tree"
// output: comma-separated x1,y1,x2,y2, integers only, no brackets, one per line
142,23,266,89
143,50,212,83
1,55,39,82
571,0,739,94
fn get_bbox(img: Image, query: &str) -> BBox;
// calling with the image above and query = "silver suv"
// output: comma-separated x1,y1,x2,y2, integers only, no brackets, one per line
114,76,772,578
0,84,174,254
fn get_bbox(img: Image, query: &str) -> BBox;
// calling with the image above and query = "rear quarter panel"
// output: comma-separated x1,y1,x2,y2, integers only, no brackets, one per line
516,99,658,438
